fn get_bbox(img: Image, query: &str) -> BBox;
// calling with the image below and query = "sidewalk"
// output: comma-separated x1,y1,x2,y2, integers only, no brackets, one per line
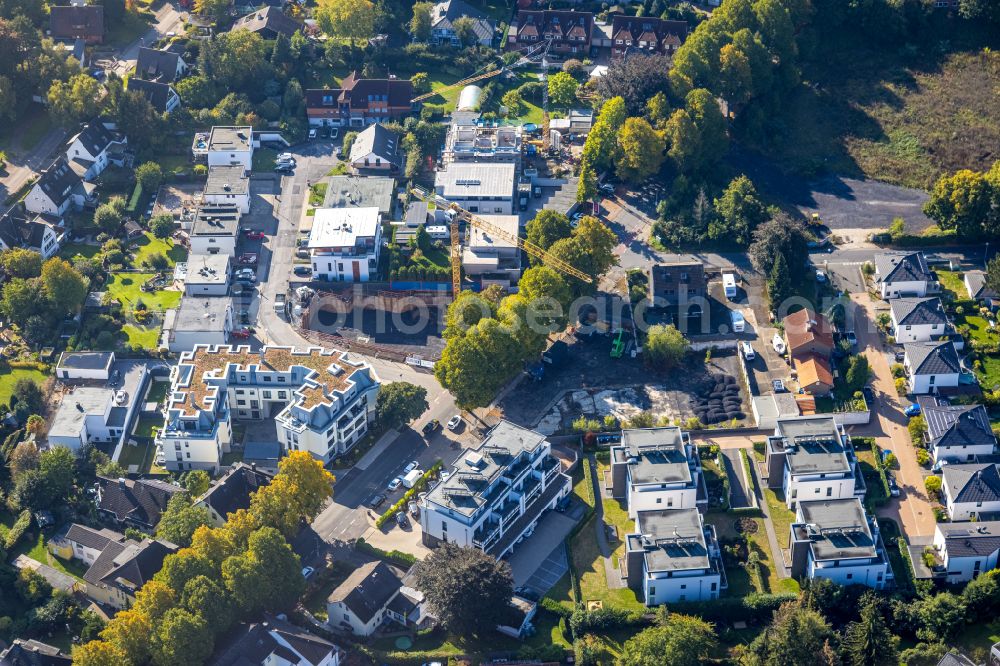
355,428,399,471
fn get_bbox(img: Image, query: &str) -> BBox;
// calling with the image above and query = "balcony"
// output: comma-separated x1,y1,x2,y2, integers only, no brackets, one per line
522,473,542,501
497,500,521,526
473,520,501,549
503,457,530,484
487,472,569,557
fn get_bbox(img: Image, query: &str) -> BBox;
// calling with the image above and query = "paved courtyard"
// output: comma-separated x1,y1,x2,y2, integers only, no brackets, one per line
508,510,578,589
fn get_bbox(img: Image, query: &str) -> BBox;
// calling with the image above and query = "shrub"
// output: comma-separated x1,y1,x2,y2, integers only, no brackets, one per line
891,363,906,378
908,416,927,446
916,448,930,466
925,475,942,498
884,452,898,469
4,509,31,550
895,377,908,396
569,606,643,636
375,461,443,527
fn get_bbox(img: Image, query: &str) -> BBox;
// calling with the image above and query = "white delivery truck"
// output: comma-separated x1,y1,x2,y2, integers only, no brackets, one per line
402,469,423,489
723,273,737,300
730,310,745,333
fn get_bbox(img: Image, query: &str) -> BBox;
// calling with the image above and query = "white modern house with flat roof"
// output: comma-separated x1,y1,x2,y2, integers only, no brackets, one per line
764,417,864,508
622,508,724,605
161,296,233,353
201,126,254,170
420,421,570,558
610,427,706,518
308,207,382,282
434,162,516,214
156,345,380,472
790,498,892,589
189,203,240,255
203,165,250,213
56,351,115,381
47,360,148,456
462,214,521,288
890,297,947,343
942,464,1000,521
180,253,231,296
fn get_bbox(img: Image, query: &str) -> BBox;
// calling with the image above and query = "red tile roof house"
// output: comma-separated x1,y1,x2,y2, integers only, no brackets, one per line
49,5,104,45
306,72,416,129
609,15,687,60
507,10,594,57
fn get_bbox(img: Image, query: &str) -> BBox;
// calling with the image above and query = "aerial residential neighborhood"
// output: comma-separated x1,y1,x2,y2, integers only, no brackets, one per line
0,0,1000,665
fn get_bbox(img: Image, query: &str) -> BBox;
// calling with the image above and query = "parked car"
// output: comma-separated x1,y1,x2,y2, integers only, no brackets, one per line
886,473,900,497
230,327,252,339
293,266,312,277
599,183,615,195
328,127,339,139
772,379,787,393
396,512,408,527
245,230,265,240
238,252,257,265
301,566,315,579
904,403,921,417
387,476,402,492
235,268,255,280
439,471,450,483
275,164,293,174
422,419,440,435
277,152,294,162
296,248,310,258
367,493,386,509
408,501,419,516
447,415,462,431
741,342,755,361
846,331,858,347
403,460,419,474
863,386,876,405
816,270,827,283
308,128,317,140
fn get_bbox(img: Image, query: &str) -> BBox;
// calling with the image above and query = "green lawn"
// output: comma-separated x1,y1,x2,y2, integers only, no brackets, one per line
936,269,968,300
132,232,186,267
962,314,997,345
106,10,152,48
117,440,155,473
133,415,162,439
145,380,170,404
123,324,161,348
706,514,795,596
58,242,102,261
106,273,181,310
303,562,355,621
975,354,1000,392
252,147,279,173
0,368,48,407
155,154,191,175
762,487,795,550
956,619,1000,655
17,531,89,581
309,183,328,206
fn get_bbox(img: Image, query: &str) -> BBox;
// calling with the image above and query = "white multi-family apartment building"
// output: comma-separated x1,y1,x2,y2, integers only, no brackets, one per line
420,420,571,559
610,427,706,518
942,464,1000,521
197,126,254,170
764,416,864,509
156,345,380,472
308,207,382,282
789,498,892,589
434,162,516,215
621,508,724,605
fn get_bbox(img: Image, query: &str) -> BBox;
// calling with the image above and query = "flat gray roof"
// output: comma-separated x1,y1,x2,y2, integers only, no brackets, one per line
612,428,692,485
49,387,113,439
174,297,231,333
192,204,240,236
185,254,231,285
204,165,249,196
208,126,252,152
57,351,114,371
632,508,710,572
435,162,516,199
796,498,877,561
324,176,395,215
773,417,850,475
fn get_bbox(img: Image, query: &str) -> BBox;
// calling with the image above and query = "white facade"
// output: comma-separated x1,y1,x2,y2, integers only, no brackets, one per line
183,254,231,296
880,279,928,299
765,417,861,509
206,126,254,170
202,166,251,213
434,162,516,215
932,522,1000,583
892,320,944,343
156,345,380,472
309,207,382,283
942,464,1000,521
165,297,233,353
420,421,571,558
909,371,959,394
56,352,114,381
609,427,705,519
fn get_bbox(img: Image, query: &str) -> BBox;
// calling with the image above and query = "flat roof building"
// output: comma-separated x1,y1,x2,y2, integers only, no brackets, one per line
434,162,516,215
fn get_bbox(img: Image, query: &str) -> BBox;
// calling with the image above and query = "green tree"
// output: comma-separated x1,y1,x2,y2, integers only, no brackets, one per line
156,495,212,548
685,88,728,171
646,91,671,128
748,214,808,276
198,30,268,92
923,169,992,238
150,214,175,239
41,258,88,314
150,608,213,666
581,97,626,170
153,550,215,593
743,601,837,666
577,160,598,204
620,611,717,666
180,470,210,497
194,0,230,20
718,41,753,108
0,248,42,279
47,73,100,127
841,593,899,666
924,475,942,498
664,108,700,174
174,75,218,109
410,72,430,95
845,355,870,394
452,16,478,46
525,210,572,256
375,382,429,429
316,0,377,43
181,576,233,633
497,294,548,357
135,162,164,193
712,175,768,245
410,2,433,40
501,89,524,116
548,71,579,107
99,609,151,664
644,324,689,370
248,451,335,536
915,592,966,641
222,527,304,615
443,291,496,338
414,542,513,636
518,265,572,314
766,252,791,312
435,318,523,409
94,200,124,235
962,570,1000,616
616,117,665,183
38,446,75,505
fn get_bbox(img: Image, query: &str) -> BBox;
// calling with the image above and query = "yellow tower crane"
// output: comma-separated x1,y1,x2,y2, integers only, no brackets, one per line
410,187,592,298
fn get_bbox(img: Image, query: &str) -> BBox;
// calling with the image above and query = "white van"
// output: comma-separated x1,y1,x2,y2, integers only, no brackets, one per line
723,273,737,300
730,310,745,333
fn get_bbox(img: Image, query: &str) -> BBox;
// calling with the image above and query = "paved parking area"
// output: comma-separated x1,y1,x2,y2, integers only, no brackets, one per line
520,545,568,595
823,260,867,294
508,510,577,588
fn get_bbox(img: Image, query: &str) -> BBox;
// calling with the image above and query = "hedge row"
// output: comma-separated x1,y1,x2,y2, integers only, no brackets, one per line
4,509,31,550
670,592,799,623
126,183,144,214
354,538,417,568
5,360,50,372
375,461,443,528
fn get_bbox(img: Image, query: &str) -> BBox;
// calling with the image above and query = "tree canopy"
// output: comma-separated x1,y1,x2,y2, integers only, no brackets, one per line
375,381,429,429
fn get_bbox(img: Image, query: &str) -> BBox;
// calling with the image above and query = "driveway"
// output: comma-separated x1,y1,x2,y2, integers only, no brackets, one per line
849,293,937,538
508,510,578,588
110,3,188,77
